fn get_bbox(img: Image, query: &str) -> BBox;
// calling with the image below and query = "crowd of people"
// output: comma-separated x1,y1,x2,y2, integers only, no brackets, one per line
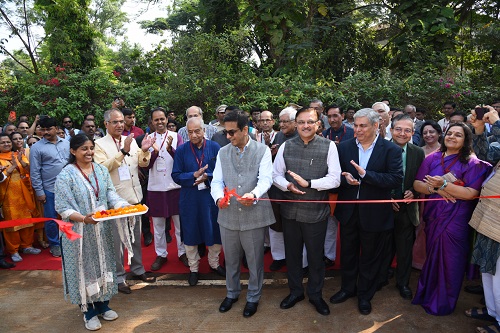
1,97,500,332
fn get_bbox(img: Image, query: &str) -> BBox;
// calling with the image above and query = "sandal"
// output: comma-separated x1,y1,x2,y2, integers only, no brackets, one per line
466,307,497,322
476,323,500,333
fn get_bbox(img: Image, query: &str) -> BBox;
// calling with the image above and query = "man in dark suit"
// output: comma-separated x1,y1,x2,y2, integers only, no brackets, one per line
385,114,425,299
330,108,403,315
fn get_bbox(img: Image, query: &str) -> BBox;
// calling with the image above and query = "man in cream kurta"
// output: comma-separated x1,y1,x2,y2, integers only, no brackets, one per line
94,109,155,294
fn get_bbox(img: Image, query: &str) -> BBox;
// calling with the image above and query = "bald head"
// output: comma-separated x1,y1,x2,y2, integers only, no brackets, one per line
258,110,274,132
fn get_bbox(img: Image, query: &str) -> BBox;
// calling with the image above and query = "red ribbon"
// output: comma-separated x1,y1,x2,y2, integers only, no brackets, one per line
220,187,241,206
0,218,82,241
221,188,500,204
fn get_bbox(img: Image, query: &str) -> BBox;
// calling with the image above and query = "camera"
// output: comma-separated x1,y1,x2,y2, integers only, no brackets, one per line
475,107,488,120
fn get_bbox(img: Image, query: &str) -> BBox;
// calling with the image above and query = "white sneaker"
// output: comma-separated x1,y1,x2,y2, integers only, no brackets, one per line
22,247,42,255
101,309,118,321
11,253,22,262
83,315,102,331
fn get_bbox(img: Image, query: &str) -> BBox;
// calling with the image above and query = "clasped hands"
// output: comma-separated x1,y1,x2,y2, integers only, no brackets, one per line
423,175,456,203
193,165,208,186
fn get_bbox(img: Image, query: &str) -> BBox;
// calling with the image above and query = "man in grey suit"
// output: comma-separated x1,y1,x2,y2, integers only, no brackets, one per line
386,114,425,299
211,110,275,318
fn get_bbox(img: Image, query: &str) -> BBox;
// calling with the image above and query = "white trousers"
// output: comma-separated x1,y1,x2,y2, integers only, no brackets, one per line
324,215,338,261
152,215,185,257
185,244,221,272
482,255,500,325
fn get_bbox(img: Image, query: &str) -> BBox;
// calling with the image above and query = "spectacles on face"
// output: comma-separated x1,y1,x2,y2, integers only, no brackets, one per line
167,124,176,129
296,120,318,126
63,120,72,124
223,129,241,137
393,127,413,134
18,127,29,130
107,120,125,126
279,120,293,124
217,111,226,114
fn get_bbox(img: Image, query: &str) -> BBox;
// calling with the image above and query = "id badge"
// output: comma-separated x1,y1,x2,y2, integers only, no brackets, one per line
198,183,207,190
156,157,167,172
86,282,100,296
118,164,131,181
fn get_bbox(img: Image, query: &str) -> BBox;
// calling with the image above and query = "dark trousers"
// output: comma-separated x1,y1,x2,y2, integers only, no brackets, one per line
392,210,416,287
81,300,111,320
282,217,327,300
340,207,393,301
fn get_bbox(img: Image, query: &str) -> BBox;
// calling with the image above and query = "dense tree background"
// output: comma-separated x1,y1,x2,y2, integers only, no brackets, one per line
1,0,499,126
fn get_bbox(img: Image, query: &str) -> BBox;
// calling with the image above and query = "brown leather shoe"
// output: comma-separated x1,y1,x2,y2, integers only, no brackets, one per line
118,282,131,294
178,253,189,267
151,256,168,271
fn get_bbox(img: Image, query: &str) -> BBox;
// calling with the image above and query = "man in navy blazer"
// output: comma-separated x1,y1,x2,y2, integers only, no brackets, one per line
329,108,403,315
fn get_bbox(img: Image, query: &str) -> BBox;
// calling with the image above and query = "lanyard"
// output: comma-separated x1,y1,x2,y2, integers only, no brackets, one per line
441,153,460,174
75,163,99,198
112,137,121,152
259,131,275,144
190,139,206,168
154,131,170,153
329,125,346,142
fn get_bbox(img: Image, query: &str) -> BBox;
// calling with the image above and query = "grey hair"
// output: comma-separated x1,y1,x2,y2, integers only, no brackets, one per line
310,98,323,107
279,107,297,121
391,114,414,129
185,106,203,117
405,104,416,113
186,117,204,128
354,108,380,125
372,102,390,113
103,108,123,122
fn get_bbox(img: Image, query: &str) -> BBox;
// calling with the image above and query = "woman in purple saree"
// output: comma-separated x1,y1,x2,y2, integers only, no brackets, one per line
412,123,491,315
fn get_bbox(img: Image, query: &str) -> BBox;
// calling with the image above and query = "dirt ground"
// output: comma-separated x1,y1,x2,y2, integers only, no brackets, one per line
0,269,489,333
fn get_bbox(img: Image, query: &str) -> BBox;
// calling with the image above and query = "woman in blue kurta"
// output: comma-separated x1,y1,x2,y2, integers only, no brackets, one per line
412,123,491,315
55,134,129,331
172,118,223,286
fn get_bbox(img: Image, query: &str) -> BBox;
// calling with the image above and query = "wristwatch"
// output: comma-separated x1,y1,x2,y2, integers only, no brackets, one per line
439,179,448,191
121,148,130,156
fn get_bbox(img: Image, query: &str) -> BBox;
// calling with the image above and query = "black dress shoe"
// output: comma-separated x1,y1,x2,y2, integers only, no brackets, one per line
280,294,305,309
269,259,286,271
243,302,259,317
188,272,199,286
464,284,484,295
143,232,153,247
396,284,413,300
211,266,226,277
219,297,238,313
151,256,167,271
178,253,189,267
358,299,372,315
0,259,15,269
132,273,156,283
323,256,335,268
329,290,355,304
309,298,330,315
118,282,131,294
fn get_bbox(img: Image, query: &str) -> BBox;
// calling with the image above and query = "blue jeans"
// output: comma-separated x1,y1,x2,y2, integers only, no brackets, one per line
82,301,111,320
43,190,60,247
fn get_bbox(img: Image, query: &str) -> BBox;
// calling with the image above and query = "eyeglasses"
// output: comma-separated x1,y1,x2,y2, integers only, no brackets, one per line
223,129,240,136
217,111,226,114
63,120,72,123
18,127,29,129
393,127,413,134
107,120,124,125
296,120,318,126
279,120,293,124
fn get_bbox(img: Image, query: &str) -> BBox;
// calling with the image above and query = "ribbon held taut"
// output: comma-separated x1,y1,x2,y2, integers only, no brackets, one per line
0,218,82,241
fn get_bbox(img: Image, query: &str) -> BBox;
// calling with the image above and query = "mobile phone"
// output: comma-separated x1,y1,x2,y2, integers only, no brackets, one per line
475,107,488,120
9,111,16,120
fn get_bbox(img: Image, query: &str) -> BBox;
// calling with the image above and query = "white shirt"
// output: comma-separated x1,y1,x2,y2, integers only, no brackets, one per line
272,140,341,192
211,138,273,201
